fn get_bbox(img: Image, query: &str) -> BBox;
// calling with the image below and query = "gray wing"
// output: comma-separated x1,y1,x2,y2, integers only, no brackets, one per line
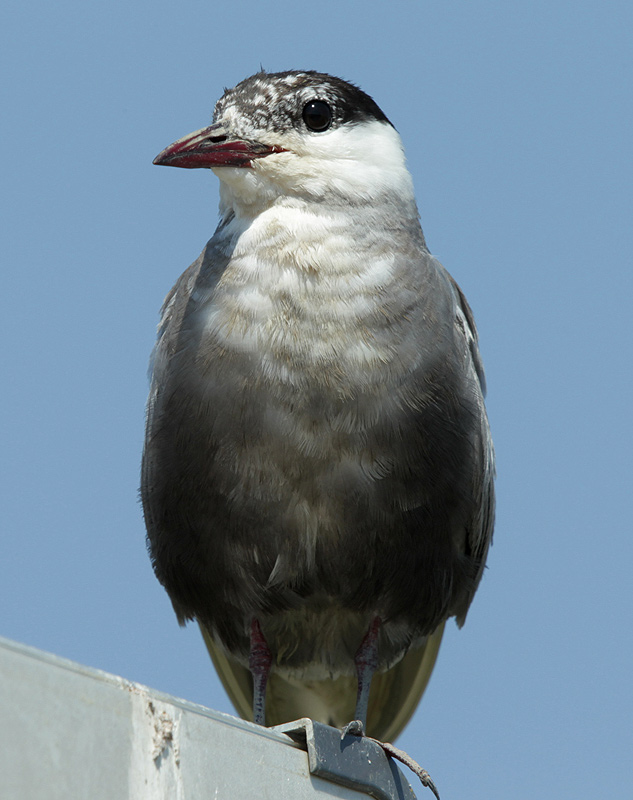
142,254,201,525
449,275,496,624
141,239,229,623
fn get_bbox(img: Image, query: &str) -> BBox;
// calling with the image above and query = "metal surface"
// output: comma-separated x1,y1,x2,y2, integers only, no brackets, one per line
0,635,379,799
276,719,417,800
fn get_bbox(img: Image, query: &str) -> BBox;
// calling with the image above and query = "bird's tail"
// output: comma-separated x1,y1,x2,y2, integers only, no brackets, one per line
200,622,444,742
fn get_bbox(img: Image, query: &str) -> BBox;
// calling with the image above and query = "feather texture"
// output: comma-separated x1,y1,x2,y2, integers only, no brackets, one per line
142,70,495,739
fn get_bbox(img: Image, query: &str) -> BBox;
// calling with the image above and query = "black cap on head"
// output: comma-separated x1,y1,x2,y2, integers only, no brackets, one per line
214,69,394,135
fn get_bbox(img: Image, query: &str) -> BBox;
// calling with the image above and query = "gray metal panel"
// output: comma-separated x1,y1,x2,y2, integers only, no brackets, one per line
0,636,411,799
277,720,417,800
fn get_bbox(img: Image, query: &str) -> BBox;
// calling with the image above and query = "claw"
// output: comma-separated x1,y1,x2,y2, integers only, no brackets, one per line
340,719,365,739
365,735,441,799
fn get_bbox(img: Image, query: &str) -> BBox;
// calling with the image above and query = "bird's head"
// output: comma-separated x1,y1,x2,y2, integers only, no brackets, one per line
154,70,416,216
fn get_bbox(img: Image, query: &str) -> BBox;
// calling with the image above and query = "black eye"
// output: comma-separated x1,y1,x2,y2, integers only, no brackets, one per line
302,100,332,132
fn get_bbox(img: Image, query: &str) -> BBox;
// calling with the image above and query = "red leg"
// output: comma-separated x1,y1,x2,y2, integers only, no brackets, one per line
249,618,272,726
353,616,381,729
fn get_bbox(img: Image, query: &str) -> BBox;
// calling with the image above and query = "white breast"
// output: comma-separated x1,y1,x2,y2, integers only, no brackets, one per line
203,202,403,380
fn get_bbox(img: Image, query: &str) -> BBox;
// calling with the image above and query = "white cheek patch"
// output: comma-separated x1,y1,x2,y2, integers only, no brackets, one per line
215,119,415,214
283,121,414,200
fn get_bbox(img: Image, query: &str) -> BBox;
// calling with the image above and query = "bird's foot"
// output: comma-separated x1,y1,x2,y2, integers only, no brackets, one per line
340,721,440,799
340,719,365,739
369,738,440,800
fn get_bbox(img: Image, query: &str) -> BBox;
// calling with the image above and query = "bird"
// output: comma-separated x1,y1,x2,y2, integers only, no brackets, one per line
142,69,495,743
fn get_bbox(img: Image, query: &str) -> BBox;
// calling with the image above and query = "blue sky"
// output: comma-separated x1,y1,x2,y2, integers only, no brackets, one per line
2,1,631,797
